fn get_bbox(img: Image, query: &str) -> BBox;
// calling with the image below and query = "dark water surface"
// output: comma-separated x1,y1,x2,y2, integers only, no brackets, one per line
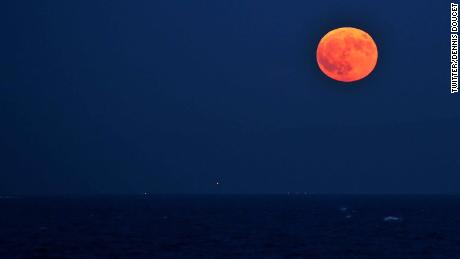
0,195,459,258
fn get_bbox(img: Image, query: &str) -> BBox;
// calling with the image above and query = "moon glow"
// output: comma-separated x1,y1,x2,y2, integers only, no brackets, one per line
316,27,378,83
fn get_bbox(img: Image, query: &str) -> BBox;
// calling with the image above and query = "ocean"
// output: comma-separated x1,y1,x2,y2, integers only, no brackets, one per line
0,195,459,258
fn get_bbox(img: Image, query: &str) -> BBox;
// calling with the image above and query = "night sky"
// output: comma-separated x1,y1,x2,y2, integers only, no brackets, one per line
1,0,459,194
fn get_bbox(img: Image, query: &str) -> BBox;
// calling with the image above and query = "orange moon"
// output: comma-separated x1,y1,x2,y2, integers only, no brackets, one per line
316,27,378,82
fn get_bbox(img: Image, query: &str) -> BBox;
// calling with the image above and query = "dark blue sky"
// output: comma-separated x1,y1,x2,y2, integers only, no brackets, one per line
1,0,459,194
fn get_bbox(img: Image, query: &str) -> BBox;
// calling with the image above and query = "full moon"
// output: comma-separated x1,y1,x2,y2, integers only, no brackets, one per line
316,27,378,83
